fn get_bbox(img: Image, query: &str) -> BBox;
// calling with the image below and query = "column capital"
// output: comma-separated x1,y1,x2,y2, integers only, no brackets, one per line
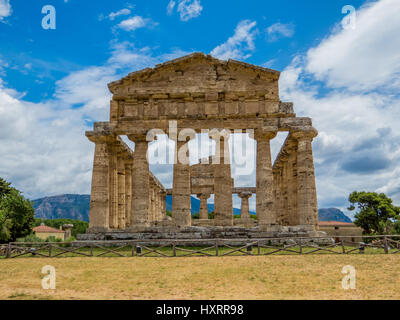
254,130,277,141
86,132,116,144
291,128,318,141
197,193,211,200
238,192,253,199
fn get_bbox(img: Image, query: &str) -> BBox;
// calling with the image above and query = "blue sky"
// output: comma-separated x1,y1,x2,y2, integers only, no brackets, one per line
0,0,399,219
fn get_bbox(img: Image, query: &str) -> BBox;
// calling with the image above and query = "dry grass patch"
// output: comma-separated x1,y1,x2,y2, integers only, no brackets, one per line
1,255,399,300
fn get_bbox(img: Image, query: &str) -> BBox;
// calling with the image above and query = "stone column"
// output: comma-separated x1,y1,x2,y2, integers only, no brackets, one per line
210,131,233,226
124,160,133,228
161,191,167,219
198,194,210,220
86,136,112,232
239,192,252,220
109,147,118,229
292,129,318,230
255,131,278,230
129,135,150,229
172,139,192,227
117,154,126,229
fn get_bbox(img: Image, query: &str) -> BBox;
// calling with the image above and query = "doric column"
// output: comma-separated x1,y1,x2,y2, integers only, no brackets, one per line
287,145,298,225
172,139,192,227
239,192,252,219
255,130,278,230
292,129,318,230
86,135,113,232
129,134,150,228
109,146,118,229
117,153,126,229
210,130,233,226
198,194,210,220
161,191,167,219
124,160,133,229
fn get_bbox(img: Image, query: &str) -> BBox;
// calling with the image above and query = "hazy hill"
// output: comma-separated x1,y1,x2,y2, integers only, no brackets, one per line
32,194,352,222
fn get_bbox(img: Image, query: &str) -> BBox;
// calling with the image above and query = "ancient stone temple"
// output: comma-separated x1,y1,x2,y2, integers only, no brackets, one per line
84,52,319,239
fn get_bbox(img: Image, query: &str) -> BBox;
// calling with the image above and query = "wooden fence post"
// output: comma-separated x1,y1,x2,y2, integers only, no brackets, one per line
6,243,11,259
384,236,389,254
173,242,176,257
215,240,219,256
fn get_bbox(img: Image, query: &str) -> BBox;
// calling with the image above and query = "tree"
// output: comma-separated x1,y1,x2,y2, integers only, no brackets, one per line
0,209,12,242
0,184,35,242
0,178,12,199
348,191,400,235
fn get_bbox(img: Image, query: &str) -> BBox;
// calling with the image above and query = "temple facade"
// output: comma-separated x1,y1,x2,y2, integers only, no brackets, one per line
85,53,319,234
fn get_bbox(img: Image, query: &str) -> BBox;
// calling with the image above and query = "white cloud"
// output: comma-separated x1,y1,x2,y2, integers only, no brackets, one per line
0,0,11,21
210,20,258,60
106,8,132,21
266,22,295,42
306,0,400,92
177,0,202,21
167,0,176,15
279,0,400,210
167,0,202,21
117,16,149,31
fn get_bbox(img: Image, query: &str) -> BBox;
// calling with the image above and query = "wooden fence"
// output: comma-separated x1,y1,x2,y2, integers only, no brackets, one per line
1,235,400,259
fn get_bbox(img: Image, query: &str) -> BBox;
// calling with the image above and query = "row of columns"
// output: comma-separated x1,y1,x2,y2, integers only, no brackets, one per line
272,130,319,229
87,135,167,232
87,128,318,231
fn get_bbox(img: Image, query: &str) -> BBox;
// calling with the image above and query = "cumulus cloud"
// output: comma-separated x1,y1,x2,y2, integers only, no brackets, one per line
210,20,258,60
266,22,295,42
306,0,400,92
0,0,11,21
280,0,400,212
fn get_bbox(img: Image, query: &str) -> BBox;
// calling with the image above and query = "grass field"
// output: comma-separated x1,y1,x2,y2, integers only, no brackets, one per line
1,255,400,300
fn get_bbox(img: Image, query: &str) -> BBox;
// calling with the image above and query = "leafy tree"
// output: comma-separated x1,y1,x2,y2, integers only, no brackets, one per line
0,188,35,242
348,191,400,235
0,209,12,242
0,178,12,199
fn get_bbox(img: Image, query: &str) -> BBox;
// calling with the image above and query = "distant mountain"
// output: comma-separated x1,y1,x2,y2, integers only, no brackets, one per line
318,208,352,223
33,194,90,222
32,194,352,223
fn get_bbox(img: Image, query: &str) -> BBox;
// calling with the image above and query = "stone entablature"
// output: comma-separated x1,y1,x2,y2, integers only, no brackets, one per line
85,52,319,234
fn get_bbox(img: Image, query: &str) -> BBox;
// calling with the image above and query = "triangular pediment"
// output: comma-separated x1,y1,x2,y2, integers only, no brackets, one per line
108,52,280,95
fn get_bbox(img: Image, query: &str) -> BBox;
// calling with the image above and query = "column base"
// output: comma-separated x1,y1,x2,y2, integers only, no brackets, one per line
86,227,110,233
258,224,283,232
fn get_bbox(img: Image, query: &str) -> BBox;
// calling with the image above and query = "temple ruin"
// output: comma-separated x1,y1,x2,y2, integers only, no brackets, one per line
84,53,319,239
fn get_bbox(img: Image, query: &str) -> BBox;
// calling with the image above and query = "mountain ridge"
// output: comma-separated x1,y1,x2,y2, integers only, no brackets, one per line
32,194,352,223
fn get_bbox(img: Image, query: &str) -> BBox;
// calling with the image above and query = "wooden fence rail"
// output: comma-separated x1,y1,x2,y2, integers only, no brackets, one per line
1,235,400,259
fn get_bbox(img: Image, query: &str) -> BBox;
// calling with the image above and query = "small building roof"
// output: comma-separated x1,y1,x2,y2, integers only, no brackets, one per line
33,225,65,234
318,221,355,227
